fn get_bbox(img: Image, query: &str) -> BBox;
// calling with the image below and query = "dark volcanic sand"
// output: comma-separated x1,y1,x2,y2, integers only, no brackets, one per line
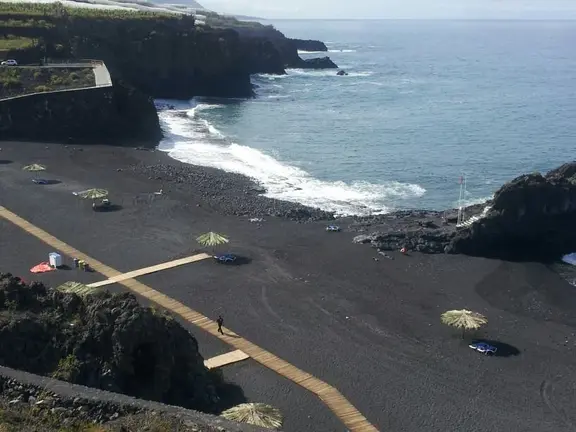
1,142,576,432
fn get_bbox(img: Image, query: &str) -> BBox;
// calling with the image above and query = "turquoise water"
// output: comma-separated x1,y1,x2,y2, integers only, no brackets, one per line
159,20,576,216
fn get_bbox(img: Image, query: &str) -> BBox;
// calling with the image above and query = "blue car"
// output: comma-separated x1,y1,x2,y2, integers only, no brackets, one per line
214,253,237,264
326,225,341,232
32,179,48,185
469,342,497,356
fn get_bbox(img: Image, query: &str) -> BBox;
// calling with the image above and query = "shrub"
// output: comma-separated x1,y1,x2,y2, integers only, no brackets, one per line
34,85,50,92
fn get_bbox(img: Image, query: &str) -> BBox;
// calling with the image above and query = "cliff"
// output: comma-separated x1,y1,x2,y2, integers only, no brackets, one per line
0,4,314,99
224,22,337,70
0,78,162,146
352,162,576,262
448,162,576,260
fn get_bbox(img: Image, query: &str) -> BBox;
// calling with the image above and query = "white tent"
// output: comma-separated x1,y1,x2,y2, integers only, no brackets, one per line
561,253,576,266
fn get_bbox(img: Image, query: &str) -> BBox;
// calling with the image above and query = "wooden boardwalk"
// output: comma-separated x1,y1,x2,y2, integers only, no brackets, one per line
87,253,211,288
0,206,379,432
204,349,249,369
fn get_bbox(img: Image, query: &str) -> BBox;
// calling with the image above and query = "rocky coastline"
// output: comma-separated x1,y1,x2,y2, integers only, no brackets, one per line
350,162,576,262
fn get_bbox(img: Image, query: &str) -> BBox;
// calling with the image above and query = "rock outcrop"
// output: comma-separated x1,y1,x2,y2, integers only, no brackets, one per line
352,162,576,261
294,56,338,69
288,38,328,52
0,78,162,146
448,162,576,260
0,273,218,412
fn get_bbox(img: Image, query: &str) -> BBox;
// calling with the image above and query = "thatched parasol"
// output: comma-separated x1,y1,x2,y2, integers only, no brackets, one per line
196,232,229,252
22,163,47,172
76,188,109,200
22,164,47,178
56,281,98,296
221,403,283,429
441,309,488,338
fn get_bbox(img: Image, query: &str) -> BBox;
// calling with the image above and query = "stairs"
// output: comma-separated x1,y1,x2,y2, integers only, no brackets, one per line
457,206,491,228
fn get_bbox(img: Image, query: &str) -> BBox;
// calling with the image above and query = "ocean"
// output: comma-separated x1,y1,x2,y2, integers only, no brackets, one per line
157,19,576,216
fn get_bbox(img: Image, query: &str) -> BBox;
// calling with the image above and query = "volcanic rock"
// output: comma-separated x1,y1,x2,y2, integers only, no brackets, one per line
0,274,218,412
297,56,338,69
337,70,348,76
447,161,576,260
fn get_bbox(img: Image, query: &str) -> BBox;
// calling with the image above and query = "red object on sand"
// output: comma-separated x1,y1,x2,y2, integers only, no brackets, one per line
400,247,407,254
30,262,55,273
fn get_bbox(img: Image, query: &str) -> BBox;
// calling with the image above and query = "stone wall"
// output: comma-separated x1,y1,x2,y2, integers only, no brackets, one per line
0,79,162,146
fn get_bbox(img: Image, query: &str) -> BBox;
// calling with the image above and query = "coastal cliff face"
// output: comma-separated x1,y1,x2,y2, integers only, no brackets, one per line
448,162,576,259
0,79,161,146
353,162,576,262
0,273,219,412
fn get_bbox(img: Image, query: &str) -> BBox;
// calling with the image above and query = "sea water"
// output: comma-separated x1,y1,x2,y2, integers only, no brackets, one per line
158,19,576,216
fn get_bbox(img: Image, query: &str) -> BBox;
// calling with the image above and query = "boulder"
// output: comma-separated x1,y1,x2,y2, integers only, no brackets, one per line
0,274,219,413
337,70,348,76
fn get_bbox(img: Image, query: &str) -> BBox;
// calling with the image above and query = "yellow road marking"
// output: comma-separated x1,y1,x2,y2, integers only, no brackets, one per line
0,206,379,432
86,253,211,288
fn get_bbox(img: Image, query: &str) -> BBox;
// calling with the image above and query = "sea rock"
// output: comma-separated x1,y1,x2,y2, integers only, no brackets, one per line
447,162,576,260
0,274,218,413
288,38,328,52
351,161,576,261
337,70,348,76
297,56,338,69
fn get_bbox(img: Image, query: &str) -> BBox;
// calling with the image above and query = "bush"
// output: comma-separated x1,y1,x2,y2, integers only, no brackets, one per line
34,85,50,92
52,354,81,381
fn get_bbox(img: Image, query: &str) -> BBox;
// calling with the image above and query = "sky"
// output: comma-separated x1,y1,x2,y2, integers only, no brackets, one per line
200,0,576,19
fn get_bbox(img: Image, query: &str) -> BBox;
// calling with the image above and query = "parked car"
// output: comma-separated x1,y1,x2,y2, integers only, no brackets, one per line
32,179,49,185
326,225,341,232
214,253,238,264
469,342,497,356
1,59,18,66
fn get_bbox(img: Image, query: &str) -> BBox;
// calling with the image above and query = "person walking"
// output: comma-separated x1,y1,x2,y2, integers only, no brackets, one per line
217,315,224,335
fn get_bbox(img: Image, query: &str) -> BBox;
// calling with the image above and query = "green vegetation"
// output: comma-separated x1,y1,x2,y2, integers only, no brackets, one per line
51,354,81,381
0,36,34,50
0,67,95,99
0,1,177,20
0,402,209,431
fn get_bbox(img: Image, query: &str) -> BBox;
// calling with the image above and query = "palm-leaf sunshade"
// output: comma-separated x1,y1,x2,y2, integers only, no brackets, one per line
221,403,283,429
196,232,229,248
22,164,46,172
76,188,109,200
441,309,488,331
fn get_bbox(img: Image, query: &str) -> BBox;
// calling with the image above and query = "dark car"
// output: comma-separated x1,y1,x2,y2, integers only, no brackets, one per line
469,342,497,356
214,253,237,264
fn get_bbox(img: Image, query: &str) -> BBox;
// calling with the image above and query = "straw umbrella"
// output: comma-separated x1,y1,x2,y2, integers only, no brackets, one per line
196,232,229,254
221,403,283,430
77,188,109,208
441,309,488,339
56,281,97,296
22,163,46,178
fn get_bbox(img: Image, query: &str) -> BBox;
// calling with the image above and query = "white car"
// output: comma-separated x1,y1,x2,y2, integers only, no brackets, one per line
1,59,18,66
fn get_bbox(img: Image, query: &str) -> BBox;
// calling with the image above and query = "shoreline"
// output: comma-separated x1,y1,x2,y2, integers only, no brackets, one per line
2,140,576,431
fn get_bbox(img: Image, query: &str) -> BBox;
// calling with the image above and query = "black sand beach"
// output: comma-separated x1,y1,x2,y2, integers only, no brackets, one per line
1,142,576,432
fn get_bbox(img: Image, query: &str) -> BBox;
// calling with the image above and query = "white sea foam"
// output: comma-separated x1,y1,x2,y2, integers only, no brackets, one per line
297,50,326,54
286,69,373,78
156,100,426,216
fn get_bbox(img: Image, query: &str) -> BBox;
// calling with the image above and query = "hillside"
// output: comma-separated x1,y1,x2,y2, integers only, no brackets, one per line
0,2,288,98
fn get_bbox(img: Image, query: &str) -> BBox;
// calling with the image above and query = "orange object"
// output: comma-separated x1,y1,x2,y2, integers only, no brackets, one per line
30,262,55,273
